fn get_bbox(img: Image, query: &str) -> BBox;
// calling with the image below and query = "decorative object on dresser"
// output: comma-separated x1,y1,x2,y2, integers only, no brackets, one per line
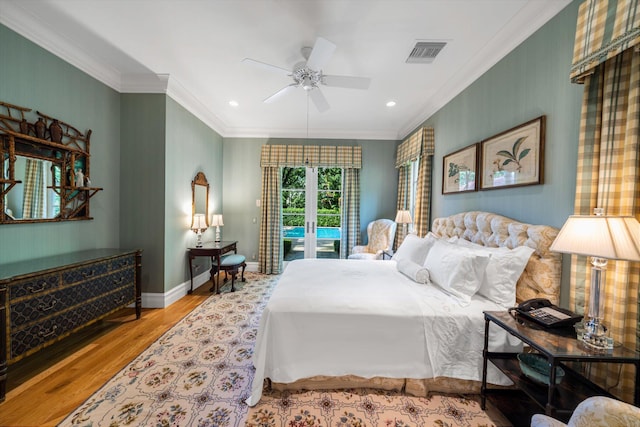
0,249,142,403
0,100,103,223
479,115,545,190
549,208,640,351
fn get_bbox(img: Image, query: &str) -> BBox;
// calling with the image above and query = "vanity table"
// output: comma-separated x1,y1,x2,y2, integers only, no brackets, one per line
187,241,238,294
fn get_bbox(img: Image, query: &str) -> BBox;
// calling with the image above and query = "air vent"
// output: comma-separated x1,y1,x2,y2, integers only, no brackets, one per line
406,41,446,64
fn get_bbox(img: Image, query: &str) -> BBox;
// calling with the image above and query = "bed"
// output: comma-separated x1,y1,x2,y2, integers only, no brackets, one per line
247,211,561,406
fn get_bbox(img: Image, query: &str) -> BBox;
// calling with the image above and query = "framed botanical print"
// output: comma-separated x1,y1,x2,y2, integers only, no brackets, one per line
442,143,478,194
480,116,545,190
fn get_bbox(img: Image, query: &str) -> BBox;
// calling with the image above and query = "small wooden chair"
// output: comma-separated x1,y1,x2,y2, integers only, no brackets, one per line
214,254,246,293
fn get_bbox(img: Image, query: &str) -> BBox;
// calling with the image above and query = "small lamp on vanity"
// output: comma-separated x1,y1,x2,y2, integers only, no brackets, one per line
550,208,640,350
192,213,208,248
395,210,413,244
211,214,224,243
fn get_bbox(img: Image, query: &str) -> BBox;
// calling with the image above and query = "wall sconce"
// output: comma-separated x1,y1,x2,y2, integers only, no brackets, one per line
191,213,207,247
211,214,224,242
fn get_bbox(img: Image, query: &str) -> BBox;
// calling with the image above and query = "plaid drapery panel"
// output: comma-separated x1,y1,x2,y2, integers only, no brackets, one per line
340,168,360,259
22,158,46,219
570,46,639,401
258,166,282,274
259,144,362,271
395,127,435,247
570,0,639,83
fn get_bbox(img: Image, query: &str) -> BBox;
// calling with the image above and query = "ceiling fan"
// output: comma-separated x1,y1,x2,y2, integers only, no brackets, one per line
242,37,371,112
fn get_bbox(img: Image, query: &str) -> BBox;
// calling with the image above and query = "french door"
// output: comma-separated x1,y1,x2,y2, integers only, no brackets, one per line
282,166,341,260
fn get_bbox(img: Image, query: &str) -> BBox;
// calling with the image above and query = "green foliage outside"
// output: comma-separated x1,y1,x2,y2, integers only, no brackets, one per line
283,208,340,227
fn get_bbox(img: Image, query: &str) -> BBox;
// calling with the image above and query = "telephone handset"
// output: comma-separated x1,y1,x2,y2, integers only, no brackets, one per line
513,298,582,328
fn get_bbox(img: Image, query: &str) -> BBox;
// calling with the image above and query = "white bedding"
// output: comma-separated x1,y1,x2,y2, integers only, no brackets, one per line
247,258,522,406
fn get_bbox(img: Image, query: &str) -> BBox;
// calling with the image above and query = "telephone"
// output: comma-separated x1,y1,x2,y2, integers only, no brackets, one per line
513,298,582,328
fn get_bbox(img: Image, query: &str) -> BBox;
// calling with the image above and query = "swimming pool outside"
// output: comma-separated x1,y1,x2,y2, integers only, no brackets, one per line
283,226,341,240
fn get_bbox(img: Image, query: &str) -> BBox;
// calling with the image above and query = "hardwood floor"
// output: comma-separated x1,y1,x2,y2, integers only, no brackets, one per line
0,281,215,427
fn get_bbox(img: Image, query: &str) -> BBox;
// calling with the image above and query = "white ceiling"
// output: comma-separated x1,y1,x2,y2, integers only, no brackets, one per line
0,0,572,140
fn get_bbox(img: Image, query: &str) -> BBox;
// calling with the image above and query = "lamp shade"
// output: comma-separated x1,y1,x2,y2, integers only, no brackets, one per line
395,210,412,224
192,213,207,230
211,214,224,227
550,215,640,261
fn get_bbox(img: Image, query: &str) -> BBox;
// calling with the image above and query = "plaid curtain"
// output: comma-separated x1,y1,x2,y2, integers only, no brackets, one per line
259,145,361,271
22,158,46,219
569,0,639,402
340,168,360,259
395,127,435,247
413,127,435,237
258,166,282,274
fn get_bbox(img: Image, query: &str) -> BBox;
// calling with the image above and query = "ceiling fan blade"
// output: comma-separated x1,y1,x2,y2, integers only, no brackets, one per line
242,58,291,76
263,84,298,103
322,74,371,90
306,37,336,70
308,87,330,112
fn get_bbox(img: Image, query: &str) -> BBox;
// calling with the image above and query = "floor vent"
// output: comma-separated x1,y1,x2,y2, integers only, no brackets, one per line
406,41,446,63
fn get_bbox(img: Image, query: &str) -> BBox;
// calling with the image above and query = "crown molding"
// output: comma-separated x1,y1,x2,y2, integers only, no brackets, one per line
0,1,122,91
398,0,572,139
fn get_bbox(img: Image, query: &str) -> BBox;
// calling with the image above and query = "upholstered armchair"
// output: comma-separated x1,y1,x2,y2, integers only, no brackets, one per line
348,219,397,260
531,396,640,427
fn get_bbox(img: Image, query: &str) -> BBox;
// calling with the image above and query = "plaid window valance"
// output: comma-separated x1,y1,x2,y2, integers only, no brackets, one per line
395,127,435,168
570,0,639,83
260,145,362,168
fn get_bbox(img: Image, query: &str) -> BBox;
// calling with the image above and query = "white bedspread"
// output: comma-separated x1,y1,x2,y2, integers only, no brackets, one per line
247,259,521,406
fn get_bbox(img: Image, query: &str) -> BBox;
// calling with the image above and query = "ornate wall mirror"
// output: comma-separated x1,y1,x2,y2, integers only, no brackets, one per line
0,100,102,224
191,171,209,228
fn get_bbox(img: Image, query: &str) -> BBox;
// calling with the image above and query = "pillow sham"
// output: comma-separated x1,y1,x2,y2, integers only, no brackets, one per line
391,233,437,265
453,238,535,307
397,258,430,284
423,239,490,306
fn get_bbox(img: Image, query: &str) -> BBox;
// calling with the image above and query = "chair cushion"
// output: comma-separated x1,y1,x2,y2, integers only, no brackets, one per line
220,254,246,266
348,252,380,260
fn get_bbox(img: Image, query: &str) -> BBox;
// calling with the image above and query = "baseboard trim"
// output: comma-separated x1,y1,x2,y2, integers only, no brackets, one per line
140,261,259,308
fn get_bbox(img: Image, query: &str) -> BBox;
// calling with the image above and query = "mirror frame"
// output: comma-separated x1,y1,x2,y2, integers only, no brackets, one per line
1,100,102,224
191,171,210,228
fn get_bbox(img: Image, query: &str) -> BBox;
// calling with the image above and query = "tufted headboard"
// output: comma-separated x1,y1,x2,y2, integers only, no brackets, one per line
431,211,562,304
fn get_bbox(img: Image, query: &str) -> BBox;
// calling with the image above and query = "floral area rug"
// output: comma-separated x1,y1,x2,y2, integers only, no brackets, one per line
59,272,510,427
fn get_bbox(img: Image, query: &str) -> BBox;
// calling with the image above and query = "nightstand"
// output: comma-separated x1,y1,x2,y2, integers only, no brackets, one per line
481,310,639,423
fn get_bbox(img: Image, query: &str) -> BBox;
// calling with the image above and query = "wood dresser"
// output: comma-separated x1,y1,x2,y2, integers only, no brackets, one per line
0,248,142,402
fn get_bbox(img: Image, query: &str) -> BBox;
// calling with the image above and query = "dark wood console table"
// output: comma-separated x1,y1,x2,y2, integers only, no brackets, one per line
481,310,639,423
187,241,238,294
0,248,142,403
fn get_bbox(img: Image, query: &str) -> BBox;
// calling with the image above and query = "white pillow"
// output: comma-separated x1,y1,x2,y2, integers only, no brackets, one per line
391,233,437,264
397,258,430,284
453,239,535,307
423,239,490,306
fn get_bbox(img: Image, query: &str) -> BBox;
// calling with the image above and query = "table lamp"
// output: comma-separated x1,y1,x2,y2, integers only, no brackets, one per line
211,214,224,242
191,213,207,248
550,208,640,350
395,210,413,244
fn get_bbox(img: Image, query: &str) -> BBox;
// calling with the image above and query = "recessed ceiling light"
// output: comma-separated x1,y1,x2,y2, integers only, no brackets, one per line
386,101,396,107
229,100,239,107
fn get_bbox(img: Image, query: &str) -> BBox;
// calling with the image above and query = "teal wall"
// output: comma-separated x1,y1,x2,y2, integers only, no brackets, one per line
424,1,582,229
420,1,582,304
0,23,121,262
165,97,223,290
119,94,166,293
222,137,398,260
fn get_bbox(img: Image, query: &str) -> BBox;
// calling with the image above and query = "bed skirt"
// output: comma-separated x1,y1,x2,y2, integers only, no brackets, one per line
270,375,510,396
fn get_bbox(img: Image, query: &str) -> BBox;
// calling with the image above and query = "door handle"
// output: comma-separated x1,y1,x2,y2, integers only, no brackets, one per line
306,221,309,233
312,222,315,233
